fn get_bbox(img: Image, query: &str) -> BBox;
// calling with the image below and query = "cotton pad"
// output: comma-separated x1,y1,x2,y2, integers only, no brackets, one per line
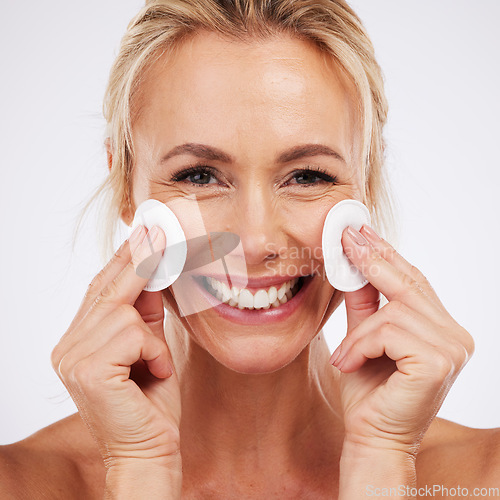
129,199,187,292
321,199,371,292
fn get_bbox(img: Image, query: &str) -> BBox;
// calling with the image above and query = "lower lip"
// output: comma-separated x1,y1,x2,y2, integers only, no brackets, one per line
191,275,315,325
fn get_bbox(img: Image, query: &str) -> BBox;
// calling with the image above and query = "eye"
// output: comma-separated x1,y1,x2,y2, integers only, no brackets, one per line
284,167,338,187
169,164,338,188
170,165,222,186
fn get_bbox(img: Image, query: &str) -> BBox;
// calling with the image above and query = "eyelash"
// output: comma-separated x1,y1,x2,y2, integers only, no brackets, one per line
170,164,338,187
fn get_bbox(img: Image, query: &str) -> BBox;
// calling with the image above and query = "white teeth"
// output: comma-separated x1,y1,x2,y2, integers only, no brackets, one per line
238,289,254,309
204,276,304,310
221,283,232,302
253,290,270,309
231,286,240,302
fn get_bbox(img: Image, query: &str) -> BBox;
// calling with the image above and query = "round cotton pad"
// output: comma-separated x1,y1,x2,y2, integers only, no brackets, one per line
129,199,187,292
321,199,371,292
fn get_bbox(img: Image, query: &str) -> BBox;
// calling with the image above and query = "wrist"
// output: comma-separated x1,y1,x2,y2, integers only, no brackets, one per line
339,441,416,500
341,438,419,461
104,455,182,500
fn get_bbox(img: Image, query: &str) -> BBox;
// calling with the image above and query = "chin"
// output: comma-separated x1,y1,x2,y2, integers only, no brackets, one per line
198,328,314,375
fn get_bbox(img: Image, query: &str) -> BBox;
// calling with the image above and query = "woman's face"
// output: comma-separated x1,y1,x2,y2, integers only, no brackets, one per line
130,31,363,373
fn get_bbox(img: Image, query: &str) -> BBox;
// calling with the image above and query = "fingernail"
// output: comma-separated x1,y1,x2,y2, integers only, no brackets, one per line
361,225,381,242
347,226,369,246
334,346,350,369
148,225,159,241
138,225,164,256
330,345,342,365
337,356,348,371
166,361,175,378
129,225,145,254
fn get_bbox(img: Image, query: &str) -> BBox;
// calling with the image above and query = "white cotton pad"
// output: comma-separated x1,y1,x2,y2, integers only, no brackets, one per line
321,199,371,292
129,199,187,292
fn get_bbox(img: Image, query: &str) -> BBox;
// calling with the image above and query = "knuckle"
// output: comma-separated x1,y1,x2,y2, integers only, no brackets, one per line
378,322,395,338
458,327,475,358
97,278,120,303
380,245,396,261
367,247,383,264
410,264,428,284
57,353,75,380
127,257,141,273
366,250,383,276
122,324,148,345
452,343,470,369
397,274,422,298
465,333,475,358
85,269,106,299
430,352,453,380
384,300,406,319
117,303,142,324
72,359,95,388
50,344,64,371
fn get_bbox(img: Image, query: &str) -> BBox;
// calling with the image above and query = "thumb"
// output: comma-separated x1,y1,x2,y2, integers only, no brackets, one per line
345,284,380,332
134,290,166,341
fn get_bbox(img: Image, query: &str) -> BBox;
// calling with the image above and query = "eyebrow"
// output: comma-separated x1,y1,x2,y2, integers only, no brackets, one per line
159,143,346,165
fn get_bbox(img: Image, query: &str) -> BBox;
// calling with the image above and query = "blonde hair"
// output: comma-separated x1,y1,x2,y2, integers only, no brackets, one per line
74,0,399,265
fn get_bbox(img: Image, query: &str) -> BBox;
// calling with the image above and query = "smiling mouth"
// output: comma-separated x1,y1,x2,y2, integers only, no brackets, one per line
199,275,310,310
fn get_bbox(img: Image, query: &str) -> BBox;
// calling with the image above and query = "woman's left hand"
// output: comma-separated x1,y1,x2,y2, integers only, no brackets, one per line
330,224,475,458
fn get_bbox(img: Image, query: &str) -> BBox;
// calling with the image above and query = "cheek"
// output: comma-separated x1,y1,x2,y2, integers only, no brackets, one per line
281,201,332,260
293,213,323,263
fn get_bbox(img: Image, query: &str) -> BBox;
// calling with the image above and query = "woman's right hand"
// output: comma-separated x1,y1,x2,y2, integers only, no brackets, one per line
50,225,182,494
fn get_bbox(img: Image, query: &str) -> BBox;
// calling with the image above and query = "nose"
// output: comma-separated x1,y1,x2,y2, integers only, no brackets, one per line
230,184,287,267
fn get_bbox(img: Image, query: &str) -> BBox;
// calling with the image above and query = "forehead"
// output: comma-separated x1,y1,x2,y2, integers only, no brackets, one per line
133,31,360,163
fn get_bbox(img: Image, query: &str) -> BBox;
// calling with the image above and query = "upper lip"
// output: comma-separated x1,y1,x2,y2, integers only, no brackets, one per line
195,273,312,289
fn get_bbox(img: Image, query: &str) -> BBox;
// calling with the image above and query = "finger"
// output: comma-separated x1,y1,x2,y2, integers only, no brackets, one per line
341,226,447,322
344,282,381,333
133,290,166,341
334,300,454,366
56,304,152,368
68,226,146,332
334,322,453,387
359,224,446,313
90,226,166,321
55,227,167,364
67,325,174,389
103,325,173,380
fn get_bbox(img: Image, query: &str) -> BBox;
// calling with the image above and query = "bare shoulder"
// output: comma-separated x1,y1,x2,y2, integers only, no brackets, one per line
0,413,106,499
417,416,500,493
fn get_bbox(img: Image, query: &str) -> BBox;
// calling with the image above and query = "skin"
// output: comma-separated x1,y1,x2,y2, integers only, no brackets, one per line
128,31,361,492
1,31,500,499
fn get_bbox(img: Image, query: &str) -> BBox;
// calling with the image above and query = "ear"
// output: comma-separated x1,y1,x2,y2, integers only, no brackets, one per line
104,137,113,173
104,137,134,227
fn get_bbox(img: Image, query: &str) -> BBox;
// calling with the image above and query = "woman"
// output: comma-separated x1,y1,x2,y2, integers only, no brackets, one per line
1,0,498,498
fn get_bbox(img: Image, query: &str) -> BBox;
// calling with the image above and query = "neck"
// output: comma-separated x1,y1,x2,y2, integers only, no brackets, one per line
165,315,345,487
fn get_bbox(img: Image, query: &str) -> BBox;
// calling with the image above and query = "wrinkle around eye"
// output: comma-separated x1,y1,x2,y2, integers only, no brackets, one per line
150,180,234,202
277,185,354,204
